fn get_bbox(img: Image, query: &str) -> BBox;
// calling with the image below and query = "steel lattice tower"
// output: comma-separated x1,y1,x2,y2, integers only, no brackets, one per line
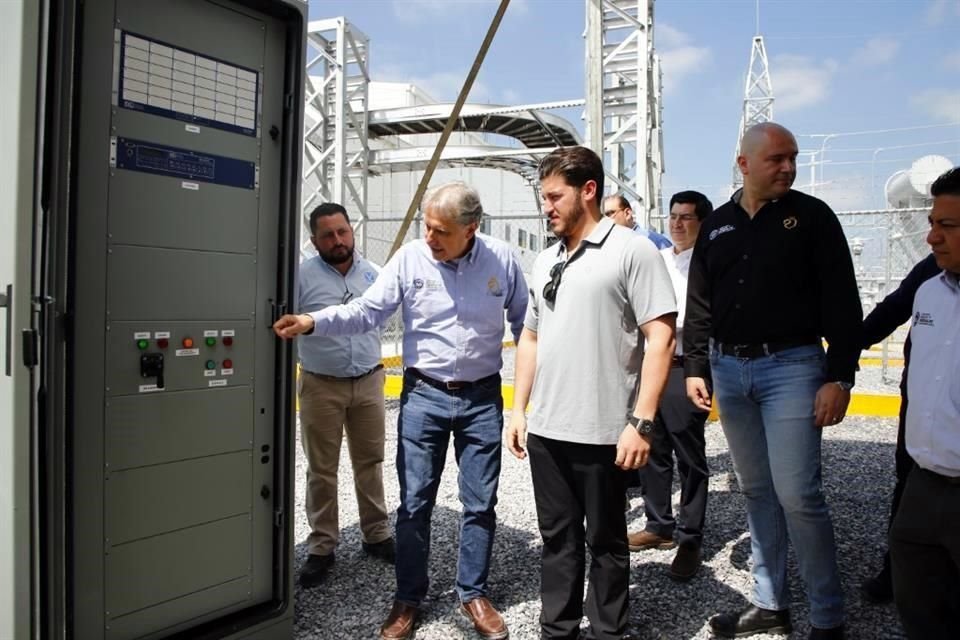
732,35,774,189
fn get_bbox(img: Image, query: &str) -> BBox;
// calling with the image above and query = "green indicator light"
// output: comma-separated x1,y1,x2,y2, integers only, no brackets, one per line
205,360,217,370
206,337,217,347
137,339,149,350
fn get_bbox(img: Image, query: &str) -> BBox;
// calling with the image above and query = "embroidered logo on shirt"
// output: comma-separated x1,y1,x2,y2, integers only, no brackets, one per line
426,279,444,292
709,224,735,241
913,311,934,327
783,216,798,229
413,278,424,289
487,276,504,297
363,270,377,284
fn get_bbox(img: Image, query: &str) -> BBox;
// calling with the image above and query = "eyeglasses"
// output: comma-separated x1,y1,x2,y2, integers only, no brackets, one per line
341,289,354,304
543,261,565,303
603,207,622,217
669,213,699,223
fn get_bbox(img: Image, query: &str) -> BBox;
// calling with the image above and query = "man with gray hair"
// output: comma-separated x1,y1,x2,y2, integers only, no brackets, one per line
274,181,528,640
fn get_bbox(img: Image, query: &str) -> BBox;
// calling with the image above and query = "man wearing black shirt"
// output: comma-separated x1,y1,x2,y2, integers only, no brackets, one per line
859,253,939,603
684,123,861,640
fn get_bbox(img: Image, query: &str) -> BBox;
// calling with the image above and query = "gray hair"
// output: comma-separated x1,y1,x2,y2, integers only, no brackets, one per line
421,181,484,226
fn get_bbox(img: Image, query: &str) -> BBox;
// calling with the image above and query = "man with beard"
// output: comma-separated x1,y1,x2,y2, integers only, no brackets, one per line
295,202,393,588
685,123,861,639
275,183,527,640
506,146,676,640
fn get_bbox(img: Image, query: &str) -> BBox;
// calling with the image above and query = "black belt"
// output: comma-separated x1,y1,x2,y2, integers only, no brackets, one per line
305,363,383,382
716,340,819,359
406,368,500,392
920,467,960,486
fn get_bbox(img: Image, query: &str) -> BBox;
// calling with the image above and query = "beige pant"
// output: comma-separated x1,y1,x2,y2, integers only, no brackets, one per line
298,368,389,556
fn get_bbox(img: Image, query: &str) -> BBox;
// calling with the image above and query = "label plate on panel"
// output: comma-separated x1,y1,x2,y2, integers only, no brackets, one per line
117,31,259,137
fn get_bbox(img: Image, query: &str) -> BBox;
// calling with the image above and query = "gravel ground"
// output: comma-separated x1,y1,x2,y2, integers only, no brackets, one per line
292,400,906,639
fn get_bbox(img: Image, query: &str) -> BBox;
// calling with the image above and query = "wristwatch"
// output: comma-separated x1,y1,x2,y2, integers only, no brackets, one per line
627,414,655,436
833,381,853,391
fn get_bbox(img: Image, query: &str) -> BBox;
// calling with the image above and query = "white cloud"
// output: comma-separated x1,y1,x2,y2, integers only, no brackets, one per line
944,50,960,71
392,0,528,24
926,0,960,25
851,37,900,67
770,55,838,112
657,23,690,49
911,89,960,122
656,23,711,94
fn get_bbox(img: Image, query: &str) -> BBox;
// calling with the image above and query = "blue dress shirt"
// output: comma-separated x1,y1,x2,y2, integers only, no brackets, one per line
632,223,673,249
297,255,382,376
307,234,528,382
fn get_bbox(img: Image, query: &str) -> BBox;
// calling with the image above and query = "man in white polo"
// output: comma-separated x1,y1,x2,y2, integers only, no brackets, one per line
890,166,960,639
506,146,676,640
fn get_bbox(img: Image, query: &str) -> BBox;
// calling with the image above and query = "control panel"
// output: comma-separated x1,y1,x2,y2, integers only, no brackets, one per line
66,1,304,638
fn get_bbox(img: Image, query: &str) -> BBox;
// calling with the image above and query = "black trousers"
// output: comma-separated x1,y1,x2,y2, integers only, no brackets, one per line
890,466,960,639
879,391,915,576
638,365,709,548
528,433,629,640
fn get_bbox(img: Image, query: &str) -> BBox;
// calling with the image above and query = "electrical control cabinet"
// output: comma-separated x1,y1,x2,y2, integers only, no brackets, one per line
58,1,306,638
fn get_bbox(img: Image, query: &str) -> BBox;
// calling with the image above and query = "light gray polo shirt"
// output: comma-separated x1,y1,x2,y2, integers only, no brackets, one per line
525,217,677,445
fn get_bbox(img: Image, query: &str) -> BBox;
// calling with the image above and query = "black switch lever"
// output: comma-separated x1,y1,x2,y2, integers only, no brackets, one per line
140,352,165,389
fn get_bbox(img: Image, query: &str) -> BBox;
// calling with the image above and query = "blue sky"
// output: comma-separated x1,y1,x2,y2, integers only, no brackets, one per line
307,0,960,211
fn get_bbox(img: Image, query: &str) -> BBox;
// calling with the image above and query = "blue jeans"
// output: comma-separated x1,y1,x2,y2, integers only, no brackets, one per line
394,372,503,605
710,344,843,629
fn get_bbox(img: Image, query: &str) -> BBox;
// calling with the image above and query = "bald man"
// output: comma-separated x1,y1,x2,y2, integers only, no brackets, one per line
684,123,861,639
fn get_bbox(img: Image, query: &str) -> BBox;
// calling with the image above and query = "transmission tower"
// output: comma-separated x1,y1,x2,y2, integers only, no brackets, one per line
585,0,663,225
731,29,774,189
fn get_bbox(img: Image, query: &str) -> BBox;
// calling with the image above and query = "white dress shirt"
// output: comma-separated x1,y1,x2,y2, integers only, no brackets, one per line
660,246,692,356
905,270,960,477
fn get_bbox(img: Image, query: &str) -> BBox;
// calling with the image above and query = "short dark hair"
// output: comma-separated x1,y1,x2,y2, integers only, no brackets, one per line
605,193,631,210
669,190,713,221
930,167,960,198
538,146,604,205
309,202,349,235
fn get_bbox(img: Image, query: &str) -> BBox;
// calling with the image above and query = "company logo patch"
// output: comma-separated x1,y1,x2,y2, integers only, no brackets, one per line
363,270,377,284
913,311,934,327
487,276,504,297
709,224,736,241
783,216,798,229
413,278,424,289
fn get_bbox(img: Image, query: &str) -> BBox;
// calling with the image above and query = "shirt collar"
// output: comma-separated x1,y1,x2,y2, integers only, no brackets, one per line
556,217,616,259
940,269,959,291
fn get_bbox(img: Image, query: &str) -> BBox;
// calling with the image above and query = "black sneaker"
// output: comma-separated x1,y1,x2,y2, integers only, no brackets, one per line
298,552,334,588
363,538,396,564
809,625,844,639
709,604,792,638
860,569,893,604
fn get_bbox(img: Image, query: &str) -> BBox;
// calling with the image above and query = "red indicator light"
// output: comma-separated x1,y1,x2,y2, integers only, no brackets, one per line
182,337,194,348
157,338,169,349
223,359,233,369
223,336,234,346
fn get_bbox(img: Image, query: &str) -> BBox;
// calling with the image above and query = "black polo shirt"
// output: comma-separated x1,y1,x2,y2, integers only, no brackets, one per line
683,189,862,383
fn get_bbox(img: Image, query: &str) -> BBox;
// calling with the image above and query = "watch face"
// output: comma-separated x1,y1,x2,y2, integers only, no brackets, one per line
636,419,654,435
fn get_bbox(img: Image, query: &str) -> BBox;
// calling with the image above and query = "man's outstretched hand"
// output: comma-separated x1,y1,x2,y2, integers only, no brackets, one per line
273,314,314,339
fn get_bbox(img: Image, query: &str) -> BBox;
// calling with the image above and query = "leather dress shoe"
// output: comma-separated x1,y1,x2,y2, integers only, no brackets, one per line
298,552,334,588
668,544,701,581
380,601,419,640
860,569,893,604
709,604,792,638
459,596,509,640
363,537,396,563
627,529,676,551
809,625,844,639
